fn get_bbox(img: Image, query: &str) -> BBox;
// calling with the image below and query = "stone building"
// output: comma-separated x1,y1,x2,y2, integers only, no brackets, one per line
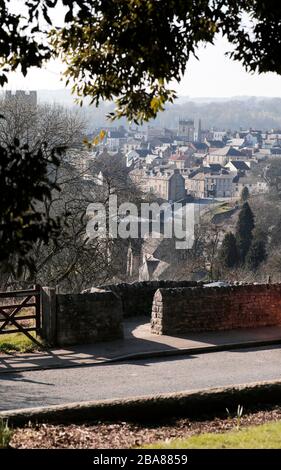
186,170,234,198
126,233,189,282
178,119,195,142
204,173,234,198
233,175,269,197
168,152,187,169
205,146,243,165
130,167,186,202
5,90,37,107
225,160,251,175
185,172,205,198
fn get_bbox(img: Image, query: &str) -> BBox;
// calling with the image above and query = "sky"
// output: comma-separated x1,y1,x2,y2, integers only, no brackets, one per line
5,35,281,99
4,2,281,99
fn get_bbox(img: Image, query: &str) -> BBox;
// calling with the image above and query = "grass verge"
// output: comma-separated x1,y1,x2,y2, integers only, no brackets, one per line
0,332,43,353
0,420,12,448
145,420,281,449
211,202,233,215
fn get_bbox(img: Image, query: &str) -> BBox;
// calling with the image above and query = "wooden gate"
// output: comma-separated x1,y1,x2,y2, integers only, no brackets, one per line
0,284,42,347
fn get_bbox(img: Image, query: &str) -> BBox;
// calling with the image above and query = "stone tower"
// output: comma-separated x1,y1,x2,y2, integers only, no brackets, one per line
5,90,37,107
178,119,195,142
198,118,202,142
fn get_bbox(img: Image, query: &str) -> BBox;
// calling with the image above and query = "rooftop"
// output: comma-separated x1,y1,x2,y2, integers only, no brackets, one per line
227,160,250,170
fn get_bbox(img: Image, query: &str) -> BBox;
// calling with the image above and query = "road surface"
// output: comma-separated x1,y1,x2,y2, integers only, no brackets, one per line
1,346,281,411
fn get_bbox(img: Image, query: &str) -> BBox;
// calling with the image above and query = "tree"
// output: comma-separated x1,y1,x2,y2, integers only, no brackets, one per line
241,186,249,202
236,202,255,263
246,238,267,271
21,149,149,292
219,232,239,268
29,158,115,292
0,139,62,276
2,0,281,275
1,2,281,122
0,98,85,277
264,158,281,199
0,97,85,150
263,249,281,282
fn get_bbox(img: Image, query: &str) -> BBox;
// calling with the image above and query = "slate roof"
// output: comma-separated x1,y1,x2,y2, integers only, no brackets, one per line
135,149,150,158
209,146,242,157
193,142,209,151
207,140,226,148
228,161,250,170
227,147,243,156
207,164,223,172
271,147,281,155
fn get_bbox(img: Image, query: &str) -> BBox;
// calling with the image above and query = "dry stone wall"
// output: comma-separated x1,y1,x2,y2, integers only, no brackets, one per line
151,284,281,335
86,280,202,317
55,291,123,346
42,281,201,346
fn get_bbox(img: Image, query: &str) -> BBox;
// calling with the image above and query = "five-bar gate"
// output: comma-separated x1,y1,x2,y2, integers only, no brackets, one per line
0,284,42,347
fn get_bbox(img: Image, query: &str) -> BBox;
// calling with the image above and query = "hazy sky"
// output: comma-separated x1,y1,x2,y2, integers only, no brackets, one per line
4,11,281,99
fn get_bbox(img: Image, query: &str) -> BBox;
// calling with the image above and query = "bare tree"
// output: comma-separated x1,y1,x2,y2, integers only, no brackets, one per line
21,149,148,293
0,97,87,290
0,96,85,151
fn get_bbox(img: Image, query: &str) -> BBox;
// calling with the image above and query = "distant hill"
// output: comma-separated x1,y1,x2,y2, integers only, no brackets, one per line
3,89,281,131
153,96,281,131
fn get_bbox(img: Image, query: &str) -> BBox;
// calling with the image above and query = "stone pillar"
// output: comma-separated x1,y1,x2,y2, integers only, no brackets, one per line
151,288,164,335
41,287,57,346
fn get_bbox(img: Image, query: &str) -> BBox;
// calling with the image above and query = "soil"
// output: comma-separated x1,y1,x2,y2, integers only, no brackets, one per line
10,404,281,449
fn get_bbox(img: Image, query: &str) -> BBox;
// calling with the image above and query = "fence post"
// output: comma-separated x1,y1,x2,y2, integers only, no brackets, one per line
34,284,41,335
41,286,57,346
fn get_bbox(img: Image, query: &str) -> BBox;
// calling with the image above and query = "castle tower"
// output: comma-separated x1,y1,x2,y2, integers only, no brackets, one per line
4,90,37,107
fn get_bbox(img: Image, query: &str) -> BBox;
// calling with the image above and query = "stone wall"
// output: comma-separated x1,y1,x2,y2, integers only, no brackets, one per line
42,289,123,346
42,281,202,346
85,280,202,317
151,284,281,335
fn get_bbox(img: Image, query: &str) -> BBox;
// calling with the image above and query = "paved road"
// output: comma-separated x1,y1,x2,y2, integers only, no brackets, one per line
1,346,281,411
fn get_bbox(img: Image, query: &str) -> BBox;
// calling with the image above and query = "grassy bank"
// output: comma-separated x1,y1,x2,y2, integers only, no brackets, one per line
0,332,43,353
146,420,281,449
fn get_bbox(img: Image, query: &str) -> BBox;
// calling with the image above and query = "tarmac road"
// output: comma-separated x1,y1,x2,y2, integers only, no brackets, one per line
1,345,281,411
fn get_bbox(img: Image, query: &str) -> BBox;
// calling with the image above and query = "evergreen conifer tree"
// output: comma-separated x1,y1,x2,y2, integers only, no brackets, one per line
241,186,249,202
246,239,267,271
219,232,239,268
236,202,255,263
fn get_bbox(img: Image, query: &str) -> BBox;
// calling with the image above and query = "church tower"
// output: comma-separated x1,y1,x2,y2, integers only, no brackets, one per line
198,118,202,143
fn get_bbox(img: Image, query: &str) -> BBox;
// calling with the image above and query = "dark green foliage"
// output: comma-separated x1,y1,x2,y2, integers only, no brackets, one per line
1,2,281,122
0,139,62,275
236,202,255,263
219,232,239,268
246,238,267,271
241,186,249,202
